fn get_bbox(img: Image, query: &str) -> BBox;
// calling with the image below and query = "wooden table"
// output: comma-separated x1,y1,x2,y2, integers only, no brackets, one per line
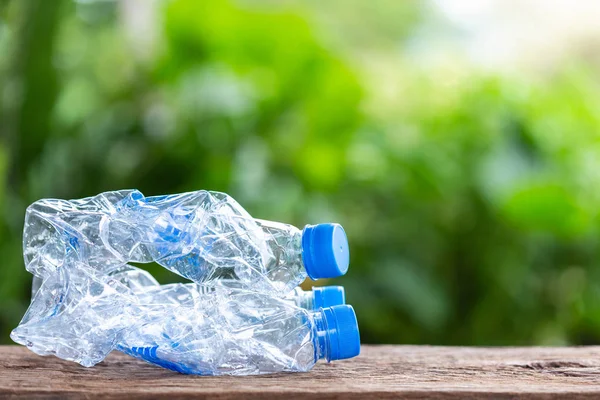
2,345,600,398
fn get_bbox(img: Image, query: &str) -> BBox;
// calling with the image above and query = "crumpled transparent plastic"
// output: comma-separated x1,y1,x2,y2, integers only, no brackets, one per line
131,280,343,312
22,190,324,295
117,288,350,375
12,264,357,374
13,190,357,374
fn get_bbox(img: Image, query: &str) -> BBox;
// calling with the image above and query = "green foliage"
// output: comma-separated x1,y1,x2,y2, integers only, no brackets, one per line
1,0,600,347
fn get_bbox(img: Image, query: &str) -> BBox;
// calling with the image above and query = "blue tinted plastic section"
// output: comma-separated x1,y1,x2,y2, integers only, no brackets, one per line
138,195,218,269
143,194,175,203
301,224,349,280
313,286,345,309
118,345,203,375
322,305,360,361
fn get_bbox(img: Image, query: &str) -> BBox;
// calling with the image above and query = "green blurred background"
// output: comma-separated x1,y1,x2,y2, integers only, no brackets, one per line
2,0,600,346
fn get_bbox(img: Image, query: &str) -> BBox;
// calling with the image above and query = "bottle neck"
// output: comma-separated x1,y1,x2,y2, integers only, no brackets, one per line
290,287,313,309
311,310,330,361
254,219,306,291
281,227,304,266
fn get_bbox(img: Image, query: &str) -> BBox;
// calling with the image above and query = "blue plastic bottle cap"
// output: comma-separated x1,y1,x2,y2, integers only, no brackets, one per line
322,305,360,361
313,286,346,309
302,224,349,280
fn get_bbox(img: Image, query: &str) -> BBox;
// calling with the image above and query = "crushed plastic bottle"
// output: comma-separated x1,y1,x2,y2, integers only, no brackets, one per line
139,282,346,311
30,268,346,312
117,298,360,375
23,190,350,295
97,262,348,310
12,265,360,374
15,189,358,374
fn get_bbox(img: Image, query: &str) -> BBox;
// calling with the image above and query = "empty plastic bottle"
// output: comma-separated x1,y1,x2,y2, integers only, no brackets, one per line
12,266,360,373
23,190,350,295
101,264,347,311
137,281,346,311
117,298,360,375
70,259,347,311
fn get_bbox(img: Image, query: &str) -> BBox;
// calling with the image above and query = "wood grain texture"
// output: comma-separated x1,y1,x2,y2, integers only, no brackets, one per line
1,345,600,399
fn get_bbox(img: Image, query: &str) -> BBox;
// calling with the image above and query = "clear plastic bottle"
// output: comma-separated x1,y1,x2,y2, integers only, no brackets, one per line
12,267,360,373
136,281,346,311
23,190,350,295
117,298,360,375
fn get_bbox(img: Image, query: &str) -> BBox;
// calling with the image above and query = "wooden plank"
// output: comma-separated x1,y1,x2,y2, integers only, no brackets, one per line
1,345,600,399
